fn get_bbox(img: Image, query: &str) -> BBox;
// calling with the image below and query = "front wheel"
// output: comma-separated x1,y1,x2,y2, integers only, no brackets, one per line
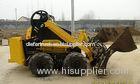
63,52,88,76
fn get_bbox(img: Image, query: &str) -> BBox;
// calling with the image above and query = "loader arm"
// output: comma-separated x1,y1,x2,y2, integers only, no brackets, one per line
44,20,93,62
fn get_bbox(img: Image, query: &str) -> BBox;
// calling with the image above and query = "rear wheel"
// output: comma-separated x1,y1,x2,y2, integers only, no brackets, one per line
29,53,54,77
63,52,88,76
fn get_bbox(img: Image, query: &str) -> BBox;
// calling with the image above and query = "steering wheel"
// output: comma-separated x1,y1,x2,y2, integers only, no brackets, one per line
31,10,49,28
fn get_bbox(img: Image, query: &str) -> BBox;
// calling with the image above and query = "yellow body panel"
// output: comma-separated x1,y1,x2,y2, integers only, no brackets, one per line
41,40,69,53
42,40,61,43
9,37,25,65
41,46,69,53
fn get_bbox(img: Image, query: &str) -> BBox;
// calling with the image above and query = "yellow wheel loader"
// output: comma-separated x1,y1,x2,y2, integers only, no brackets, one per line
9,10,137,77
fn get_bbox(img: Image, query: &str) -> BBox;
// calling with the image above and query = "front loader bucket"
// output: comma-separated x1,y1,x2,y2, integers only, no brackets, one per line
95,27,137,52
93,28,137,75
109,28,137,52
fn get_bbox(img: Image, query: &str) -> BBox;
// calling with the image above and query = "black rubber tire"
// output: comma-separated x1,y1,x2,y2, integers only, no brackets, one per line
63,52,88,76
29,53,54,77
